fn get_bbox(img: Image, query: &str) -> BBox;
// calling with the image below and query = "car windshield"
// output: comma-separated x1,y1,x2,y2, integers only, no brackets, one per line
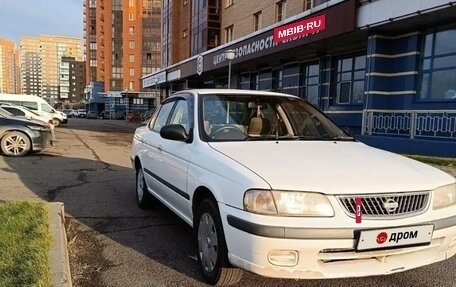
200,94,349,142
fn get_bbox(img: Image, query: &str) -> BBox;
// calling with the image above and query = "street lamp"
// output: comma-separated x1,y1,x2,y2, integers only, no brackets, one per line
225,49,235,89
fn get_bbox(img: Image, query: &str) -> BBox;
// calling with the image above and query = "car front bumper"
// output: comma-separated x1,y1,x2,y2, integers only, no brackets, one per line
220,205,456,279
31,130,54,151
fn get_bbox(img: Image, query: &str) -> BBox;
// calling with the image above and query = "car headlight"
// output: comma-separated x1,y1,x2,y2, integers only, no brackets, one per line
433,183,456,209
243,189,334,217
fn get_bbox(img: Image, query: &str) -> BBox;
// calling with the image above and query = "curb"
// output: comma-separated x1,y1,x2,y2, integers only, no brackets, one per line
49,202,72,287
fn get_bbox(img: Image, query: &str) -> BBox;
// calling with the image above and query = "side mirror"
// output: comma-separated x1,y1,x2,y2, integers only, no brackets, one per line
160,124,188,142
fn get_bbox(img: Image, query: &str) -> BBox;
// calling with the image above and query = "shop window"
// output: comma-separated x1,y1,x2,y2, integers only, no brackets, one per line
258,70,272,90
239,74,251,90
333,54,366,105
419,27,456,101
272,69,283,91
301,62,320,106
250,73,259,90
282,64,300,96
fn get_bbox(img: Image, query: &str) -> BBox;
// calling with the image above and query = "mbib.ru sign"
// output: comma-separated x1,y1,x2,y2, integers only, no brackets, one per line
274,14,326,43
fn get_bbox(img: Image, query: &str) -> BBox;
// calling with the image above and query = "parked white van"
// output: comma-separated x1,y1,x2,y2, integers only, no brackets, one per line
0,93,67,126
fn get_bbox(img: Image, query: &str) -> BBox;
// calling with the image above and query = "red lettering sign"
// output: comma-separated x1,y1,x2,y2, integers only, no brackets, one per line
273,14,326,43
355,197,362,223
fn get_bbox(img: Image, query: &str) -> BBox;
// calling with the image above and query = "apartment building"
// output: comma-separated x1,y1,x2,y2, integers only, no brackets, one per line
60,57,86,104
144,0,456,157
20,37,42,96
20,35,82,103
0,38,20,94
83,0,162,92
162,0,191,67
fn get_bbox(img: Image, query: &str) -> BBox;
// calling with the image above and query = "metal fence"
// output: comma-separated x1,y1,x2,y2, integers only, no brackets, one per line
362,109,456,140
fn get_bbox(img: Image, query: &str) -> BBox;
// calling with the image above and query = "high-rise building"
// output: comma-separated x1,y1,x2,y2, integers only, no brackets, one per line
162,0,191,67
60,57,86,104
20,36,42,96
0,38,20,94
20,35,83,103
39,35,83,104
83,0,162,92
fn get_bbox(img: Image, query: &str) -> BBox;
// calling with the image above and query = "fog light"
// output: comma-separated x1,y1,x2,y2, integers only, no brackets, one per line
450,237,456,248
268,250,298,267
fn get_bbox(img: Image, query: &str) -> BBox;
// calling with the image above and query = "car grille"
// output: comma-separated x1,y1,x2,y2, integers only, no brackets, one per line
338,192,430,218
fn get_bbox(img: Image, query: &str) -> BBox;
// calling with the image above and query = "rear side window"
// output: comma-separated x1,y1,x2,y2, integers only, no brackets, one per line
3,107,25,116
21,101,38,110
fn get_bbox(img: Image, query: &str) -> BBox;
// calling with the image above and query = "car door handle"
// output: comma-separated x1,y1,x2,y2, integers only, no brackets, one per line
157,145,162,152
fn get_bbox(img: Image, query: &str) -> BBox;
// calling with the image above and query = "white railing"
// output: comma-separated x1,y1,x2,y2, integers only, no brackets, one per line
362,109,456,140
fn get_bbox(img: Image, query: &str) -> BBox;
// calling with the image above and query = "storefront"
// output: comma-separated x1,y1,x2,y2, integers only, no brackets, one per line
100,91,158,120
143,0,456,156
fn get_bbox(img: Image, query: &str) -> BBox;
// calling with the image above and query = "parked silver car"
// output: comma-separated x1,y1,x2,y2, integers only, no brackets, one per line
0,107,53,157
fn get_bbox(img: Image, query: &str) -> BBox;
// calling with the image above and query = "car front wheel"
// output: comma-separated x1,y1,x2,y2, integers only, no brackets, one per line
53,118,61,127
0,131,31,157
195,198,243,286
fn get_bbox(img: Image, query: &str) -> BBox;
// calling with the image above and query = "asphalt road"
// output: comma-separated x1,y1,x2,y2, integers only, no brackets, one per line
0,118,455,287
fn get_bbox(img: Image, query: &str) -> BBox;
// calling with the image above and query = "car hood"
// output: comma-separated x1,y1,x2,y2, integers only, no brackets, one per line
208,141,455,195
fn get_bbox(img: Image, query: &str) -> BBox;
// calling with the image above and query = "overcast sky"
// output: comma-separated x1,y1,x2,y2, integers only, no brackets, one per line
0,0,83,44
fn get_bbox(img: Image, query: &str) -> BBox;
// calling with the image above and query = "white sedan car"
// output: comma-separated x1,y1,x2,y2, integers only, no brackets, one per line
131,89,456,285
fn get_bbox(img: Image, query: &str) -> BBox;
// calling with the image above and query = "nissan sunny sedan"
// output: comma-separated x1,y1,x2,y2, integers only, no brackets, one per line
131,89,456,285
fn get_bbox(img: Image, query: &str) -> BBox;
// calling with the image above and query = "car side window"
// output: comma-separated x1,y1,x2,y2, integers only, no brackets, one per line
4,107,25,117
41,103,53,113
152,101,175,133
22,101,38,110
168,100,190,134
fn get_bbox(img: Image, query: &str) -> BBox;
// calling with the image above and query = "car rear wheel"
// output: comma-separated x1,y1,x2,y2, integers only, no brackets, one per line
136,165,155,209
53,118,61,127
0,131,31,157
195,199,243,286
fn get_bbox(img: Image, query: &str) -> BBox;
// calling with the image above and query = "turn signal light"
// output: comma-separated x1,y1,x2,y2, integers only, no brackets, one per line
267,250,298,267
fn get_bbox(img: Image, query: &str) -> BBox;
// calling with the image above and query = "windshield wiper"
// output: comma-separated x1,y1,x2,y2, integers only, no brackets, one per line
244,135,278,141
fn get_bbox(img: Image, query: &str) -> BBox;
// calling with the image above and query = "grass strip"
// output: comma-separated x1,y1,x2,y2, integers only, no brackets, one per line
0,201,52,287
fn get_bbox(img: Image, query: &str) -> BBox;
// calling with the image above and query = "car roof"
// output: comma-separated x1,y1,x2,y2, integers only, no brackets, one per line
173,89,299,98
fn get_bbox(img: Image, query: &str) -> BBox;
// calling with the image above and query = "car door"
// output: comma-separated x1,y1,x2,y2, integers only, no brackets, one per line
141,99,176,202
156,95,194,222
143,96,193,224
